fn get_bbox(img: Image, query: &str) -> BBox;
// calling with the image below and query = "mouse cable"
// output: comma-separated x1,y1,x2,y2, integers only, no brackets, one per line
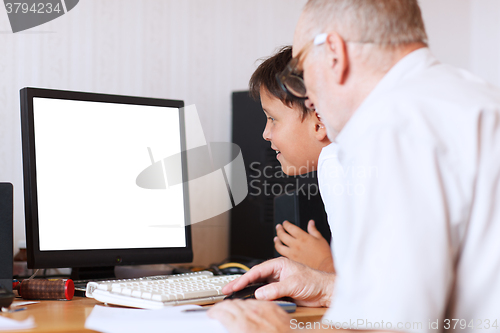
218,262,250,272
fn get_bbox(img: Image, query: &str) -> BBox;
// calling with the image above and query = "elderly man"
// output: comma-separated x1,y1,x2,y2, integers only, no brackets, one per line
209,1,500,332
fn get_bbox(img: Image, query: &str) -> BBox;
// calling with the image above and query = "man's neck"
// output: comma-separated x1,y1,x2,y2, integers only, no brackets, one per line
347,42,427,116
391,42,427,66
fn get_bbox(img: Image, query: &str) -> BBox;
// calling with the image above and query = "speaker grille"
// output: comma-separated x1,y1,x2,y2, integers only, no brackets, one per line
0,183,13,291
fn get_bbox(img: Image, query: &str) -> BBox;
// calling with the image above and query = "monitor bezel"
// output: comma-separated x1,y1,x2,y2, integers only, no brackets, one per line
20,87,193,269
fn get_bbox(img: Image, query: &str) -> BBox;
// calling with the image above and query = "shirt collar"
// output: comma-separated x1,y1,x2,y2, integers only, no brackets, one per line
334,47,439,147
318,142,338,164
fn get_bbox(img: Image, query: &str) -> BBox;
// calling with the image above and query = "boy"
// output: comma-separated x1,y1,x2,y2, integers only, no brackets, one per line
249,46,334,273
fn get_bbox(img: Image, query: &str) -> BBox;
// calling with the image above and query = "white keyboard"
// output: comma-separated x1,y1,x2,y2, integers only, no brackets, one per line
86,271,241,309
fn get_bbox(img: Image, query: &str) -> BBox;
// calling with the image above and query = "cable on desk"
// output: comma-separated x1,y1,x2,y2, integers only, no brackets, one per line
218,262,250,272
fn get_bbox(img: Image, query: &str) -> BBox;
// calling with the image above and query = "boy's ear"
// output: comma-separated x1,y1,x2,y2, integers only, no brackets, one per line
315,122,328,141
313,112,328,142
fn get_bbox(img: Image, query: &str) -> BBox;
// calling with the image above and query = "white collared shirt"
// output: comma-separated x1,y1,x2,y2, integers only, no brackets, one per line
318,48,500,333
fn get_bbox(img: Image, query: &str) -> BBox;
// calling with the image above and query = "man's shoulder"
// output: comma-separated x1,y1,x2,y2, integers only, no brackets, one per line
368,65,500,138
338,60,500,165
386,63,500,115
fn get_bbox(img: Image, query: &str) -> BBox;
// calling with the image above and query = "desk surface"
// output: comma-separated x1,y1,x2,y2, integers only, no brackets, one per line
1,297,327,332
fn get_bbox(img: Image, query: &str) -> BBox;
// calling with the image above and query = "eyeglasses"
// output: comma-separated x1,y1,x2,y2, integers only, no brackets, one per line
276,33,327,99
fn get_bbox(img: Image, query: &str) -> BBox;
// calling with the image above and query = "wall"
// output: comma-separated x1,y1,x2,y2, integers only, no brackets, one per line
420,0,500,87
1,0,500,266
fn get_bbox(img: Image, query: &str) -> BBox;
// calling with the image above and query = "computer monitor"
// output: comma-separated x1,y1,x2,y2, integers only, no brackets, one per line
20,87,193,279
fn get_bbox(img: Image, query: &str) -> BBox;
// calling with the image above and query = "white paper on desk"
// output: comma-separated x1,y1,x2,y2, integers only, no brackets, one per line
0,316,35,331
11,301,39,307
84,305,229,333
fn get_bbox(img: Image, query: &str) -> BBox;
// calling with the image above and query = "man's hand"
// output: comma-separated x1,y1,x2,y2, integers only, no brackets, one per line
208,299,292,333
275,220,335,273
222,257,335,308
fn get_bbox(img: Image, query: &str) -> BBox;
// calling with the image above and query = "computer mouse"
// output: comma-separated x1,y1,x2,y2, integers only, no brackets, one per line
224,283,266,300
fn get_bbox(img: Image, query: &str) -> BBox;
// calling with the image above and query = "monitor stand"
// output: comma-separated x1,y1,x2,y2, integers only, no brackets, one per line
70,266,115,281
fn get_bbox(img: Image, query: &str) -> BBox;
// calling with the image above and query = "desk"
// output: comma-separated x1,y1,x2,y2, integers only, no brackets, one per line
1,297,327,332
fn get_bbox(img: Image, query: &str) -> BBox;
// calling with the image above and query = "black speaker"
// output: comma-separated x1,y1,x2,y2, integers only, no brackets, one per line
0,183,13,292
274,189,331,257
230,91,329,260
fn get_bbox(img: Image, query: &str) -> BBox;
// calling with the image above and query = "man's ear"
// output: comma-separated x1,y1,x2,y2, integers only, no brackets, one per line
325,32,348,85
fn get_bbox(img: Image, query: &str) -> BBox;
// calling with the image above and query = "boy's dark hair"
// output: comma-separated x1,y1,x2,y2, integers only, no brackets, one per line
249,46,309,119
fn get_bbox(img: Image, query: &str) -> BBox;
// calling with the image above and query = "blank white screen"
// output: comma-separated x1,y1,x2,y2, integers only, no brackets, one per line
33,98,186,251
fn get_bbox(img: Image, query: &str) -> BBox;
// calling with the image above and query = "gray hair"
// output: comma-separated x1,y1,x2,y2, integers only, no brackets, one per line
303,0,428,46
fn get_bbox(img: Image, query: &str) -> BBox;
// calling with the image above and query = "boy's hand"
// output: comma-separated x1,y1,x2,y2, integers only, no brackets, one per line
274,220,335,273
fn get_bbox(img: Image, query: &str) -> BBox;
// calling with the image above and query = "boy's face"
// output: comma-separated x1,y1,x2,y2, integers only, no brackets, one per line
260,87,328,176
